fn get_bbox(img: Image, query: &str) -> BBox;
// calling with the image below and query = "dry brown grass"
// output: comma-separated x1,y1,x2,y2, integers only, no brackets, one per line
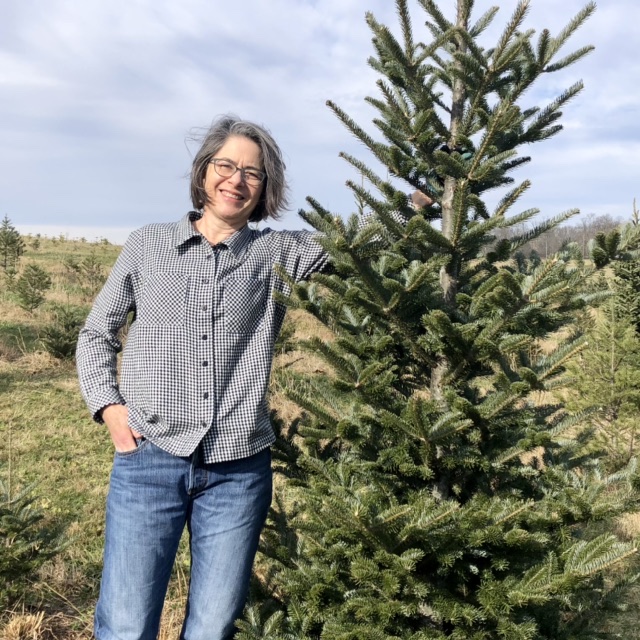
0,610,85,640
616,512,640,540
2,611,48,640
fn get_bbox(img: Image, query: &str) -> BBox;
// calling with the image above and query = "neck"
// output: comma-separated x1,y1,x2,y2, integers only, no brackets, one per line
194,213,246,245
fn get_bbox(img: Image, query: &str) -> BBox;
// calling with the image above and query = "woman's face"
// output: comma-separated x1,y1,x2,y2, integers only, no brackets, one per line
202,136,264,228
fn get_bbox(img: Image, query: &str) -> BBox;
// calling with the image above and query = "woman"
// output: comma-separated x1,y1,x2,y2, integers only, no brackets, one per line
76,115,328,640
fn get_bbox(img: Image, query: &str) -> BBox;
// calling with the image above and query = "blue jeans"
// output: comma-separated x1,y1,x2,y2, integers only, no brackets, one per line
94,440,272,640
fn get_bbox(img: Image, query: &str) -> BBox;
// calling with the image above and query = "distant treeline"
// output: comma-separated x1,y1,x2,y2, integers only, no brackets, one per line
497,213,622,259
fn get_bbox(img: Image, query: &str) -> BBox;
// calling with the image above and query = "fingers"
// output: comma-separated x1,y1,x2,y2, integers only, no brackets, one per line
102,404,141,452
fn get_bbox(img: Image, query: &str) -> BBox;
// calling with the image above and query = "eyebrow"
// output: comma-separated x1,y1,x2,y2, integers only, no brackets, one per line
217,157,264,171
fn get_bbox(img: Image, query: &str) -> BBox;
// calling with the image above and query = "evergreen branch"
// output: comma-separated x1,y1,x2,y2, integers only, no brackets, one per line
490,1,530,72
536,28,551,68
374,80,412,125
563,535,637,578
433,148,469,180
467,193,489,221
454,29,489,70
396,0,414,57
346,181,406,239
405,216,453,250
374,119,417,157
413,28,456,68
326,101,389,162
493,30,535,76
429,413,474,441
466,102,521,180
544,45,594,73
492,181,531,219
469,149,519,183
477,389,522,420
535,336,587,383
546,410,594,439
416,0,453,34
284,386,341,431
450,180,469,247
399,502,460,542
543,2,597,66
404,261,433,293
522,82,584,143
338,152,391,194
522,257,562,298
469,6,499,38
366,12,411,77
509,209,579,251
450,51,486,92
365,95,409,132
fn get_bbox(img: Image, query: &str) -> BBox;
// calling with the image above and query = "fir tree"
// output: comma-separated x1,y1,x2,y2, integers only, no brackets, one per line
40,304,88,360
245,1,640,639
0,474,66,606
0,215,25,272
612,202,640,334
589,204,640,333
13,263,52,312
565,298,640,471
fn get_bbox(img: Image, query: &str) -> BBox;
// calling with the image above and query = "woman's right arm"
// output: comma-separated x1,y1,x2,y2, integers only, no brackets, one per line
76,229,143,435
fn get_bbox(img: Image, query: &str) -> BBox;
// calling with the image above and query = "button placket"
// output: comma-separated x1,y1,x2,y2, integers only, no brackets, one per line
198,249,215,425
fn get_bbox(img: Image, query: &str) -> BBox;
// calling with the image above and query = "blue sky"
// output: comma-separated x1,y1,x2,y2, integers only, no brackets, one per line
2,0,638,243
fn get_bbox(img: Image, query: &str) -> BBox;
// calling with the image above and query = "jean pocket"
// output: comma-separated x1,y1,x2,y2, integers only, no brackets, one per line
114,438,149,458
222,277,268,334
138,273,190,326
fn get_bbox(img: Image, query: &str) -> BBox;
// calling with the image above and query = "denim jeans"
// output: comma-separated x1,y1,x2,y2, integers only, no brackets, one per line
94,440,272,640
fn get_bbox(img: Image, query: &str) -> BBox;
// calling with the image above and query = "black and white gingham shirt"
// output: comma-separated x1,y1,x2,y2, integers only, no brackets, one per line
76,211,328,463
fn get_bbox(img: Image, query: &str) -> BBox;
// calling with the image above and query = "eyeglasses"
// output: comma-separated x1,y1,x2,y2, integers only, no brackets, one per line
209,159,266,186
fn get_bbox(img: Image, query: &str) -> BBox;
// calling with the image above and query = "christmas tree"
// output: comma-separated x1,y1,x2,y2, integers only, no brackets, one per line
564,295,640,472
0,215,25,272
241,1,640,638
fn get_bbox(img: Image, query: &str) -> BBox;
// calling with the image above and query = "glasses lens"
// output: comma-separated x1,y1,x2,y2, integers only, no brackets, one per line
212,160,264,185
213,160,235,177
243,170,264,185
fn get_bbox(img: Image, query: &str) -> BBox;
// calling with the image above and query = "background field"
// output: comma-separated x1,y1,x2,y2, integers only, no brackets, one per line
1,234,639,639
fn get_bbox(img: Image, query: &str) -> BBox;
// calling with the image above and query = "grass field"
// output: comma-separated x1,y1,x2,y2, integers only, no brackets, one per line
1,234,639,638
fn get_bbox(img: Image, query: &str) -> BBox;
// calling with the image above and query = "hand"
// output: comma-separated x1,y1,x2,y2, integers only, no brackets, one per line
102,404,142,453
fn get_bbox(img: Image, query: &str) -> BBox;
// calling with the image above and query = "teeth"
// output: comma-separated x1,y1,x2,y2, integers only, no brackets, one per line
222,190,242,200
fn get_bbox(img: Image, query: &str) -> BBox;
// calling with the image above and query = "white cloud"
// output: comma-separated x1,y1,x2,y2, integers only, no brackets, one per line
0,0,637,236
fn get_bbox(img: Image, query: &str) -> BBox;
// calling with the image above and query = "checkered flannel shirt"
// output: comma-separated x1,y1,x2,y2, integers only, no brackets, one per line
76,211,329,463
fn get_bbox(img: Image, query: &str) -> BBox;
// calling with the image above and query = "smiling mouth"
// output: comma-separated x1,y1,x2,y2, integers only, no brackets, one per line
220,189,243,201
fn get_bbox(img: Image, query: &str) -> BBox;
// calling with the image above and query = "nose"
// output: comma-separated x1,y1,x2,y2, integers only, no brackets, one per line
227,168,246,186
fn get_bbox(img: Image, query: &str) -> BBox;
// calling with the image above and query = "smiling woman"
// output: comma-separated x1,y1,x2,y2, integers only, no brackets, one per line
75,115,329,640
197,136,266,238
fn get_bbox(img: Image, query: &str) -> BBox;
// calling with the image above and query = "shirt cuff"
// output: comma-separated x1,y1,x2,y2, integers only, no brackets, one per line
87,390,126,424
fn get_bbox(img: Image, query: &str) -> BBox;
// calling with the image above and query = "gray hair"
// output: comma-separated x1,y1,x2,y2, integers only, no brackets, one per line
190,115,290,222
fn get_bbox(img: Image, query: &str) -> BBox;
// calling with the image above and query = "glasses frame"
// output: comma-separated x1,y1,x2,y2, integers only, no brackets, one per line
209,158,266,186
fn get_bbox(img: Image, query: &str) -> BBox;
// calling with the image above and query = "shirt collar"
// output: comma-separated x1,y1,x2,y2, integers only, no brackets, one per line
172,212,201,248
173,211,252,259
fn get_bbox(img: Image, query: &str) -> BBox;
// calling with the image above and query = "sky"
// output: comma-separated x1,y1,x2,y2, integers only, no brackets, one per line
1,0,638,244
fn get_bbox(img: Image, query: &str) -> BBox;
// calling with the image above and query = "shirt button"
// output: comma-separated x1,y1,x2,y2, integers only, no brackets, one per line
202,305,207,311
202,361,208,367
202,334,208,340
205,255,212,260
202,278,209,284
201,420,208,427
203,392,209,400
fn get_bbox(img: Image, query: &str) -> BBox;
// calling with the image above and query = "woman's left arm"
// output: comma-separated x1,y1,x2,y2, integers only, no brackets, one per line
277,230,330,283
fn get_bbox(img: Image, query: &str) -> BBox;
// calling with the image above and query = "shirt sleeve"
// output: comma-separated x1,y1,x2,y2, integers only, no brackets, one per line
76,228,142,422
277,230,330,283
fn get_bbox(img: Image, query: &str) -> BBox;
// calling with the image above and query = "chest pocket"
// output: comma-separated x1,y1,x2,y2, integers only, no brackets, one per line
223,277,268,334
138,273,190,326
